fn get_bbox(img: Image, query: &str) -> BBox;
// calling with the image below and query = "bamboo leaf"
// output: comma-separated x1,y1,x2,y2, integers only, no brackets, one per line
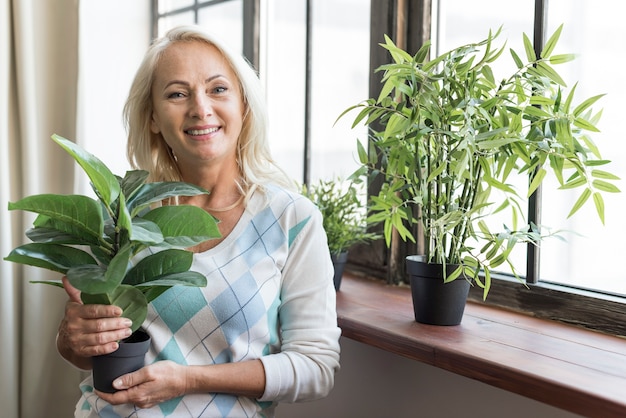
567,188,592,218
522,33,536,62
591,169,620,180
541,24,563,58
528,167,547,197
592,192,605,225
549,54,575,64
537,62,567,86
573,117,600,132
573,94,605,117
592,180,620,193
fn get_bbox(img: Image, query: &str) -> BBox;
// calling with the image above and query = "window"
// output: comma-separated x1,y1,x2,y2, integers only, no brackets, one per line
153,0,370,184
432,0,626,299
152,0,626,335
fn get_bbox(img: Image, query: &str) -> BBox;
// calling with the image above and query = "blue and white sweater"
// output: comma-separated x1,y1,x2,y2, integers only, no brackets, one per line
75,185,341,417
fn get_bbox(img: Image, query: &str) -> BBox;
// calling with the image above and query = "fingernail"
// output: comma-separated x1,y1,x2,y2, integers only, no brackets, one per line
122,319,133,327
113,379,123,389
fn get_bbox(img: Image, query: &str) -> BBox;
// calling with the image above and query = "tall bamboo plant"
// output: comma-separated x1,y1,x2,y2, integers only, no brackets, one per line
340,25,620,298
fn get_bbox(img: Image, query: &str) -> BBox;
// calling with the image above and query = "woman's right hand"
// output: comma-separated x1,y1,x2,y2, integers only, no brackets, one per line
57,277,133,369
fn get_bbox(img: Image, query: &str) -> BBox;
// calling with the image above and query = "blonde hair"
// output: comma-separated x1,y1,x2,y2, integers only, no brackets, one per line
124,25,295,201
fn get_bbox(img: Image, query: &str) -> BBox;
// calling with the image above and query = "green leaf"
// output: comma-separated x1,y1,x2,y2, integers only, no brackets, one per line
522,33,536,62
567,188,591,218
591,170,620,181
573,94,605,117
537,62,566,86
573,117,600,132
559,176,587,190
527,167,547,197
25,220,97,246
510,48,523,69
67,244,132,294
4,243,97,274
134,271,207,288
126,182,210,217
51,134,120,206
82,285,148,333
141,205,221,247
540,24,562,59
130,217,164,245
592,179,620,193
9,194,104,245
356,140,368,164
124,249,194,285
592,192,605,225
117,191,133,245
549,54,575,64
120,170,150,200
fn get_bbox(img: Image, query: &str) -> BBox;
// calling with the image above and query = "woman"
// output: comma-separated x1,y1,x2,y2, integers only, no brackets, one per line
57,25,341,417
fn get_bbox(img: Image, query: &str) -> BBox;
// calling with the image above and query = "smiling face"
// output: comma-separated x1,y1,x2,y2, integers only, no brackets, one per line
150,40,245,174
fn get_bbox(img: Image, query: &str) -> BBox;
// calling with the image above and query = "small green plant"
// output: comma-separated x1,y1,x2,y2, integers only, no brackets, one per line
5,134,221,332
302,178,379,256
339,25,620,298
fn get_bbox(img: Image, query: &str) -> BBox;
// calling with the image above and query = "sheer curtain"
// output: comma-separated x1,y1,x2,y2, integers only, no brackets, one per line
1,1,150,417
1,1,85,417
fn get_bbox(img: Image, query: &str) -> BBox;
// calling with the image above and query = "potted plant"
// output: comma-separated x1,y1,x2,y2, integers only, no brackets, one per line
302,178,379,290
4,134,221,391
339,25,619,324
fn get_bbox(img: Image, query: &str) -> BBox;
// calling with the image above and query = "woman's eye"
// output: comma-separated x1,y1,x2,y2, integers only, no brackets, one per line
213,86,227,94
167,92,185,99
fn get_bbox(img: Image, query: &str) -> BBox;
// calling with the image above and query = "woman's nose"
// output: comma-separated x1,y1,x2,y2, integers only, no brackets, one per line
190,93,213,118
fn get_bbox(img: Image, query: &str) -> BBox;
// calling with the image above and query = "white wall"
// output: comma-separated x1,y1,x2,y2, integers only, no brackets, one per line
278,337,582,418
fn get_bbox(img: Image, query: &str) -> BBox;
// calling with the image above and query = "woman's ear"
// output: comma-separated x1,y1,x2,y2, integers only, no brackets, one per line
150,113,161,134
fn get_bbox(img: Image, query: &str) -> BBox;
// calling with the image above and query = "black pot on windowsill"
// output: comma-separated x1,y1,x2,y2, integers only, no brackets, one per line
92,329,151,393
331,251,349,291
406,255,471,326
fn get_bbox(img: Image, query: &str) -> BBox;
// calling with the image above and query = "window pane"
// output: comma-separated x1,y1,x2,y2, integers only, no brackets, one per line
158,11,196,36
263,0,307,181
540,0,626,296
309,0,370,181
434,0,535,277
159,0,194,15
198,0,244,54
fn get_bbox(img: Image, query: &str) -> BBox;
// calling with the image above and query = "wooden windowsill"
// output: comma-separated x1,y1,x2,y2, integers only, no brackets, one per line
336,273,626,418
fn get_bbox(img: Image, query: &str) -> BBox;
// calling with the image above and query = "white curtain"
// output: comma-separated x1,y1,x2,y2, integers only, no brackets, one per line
1,1,151,416
0,1,85,417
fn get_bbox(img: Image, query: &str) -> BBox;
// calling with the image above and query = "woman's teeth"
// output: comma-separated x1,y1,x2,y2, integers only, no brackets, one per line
187,127,219,135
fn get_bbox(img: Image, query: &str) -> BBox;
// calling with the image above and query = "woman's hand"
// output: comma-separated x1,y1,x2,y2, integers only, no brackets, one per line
57,277,133,369
96,360,188,409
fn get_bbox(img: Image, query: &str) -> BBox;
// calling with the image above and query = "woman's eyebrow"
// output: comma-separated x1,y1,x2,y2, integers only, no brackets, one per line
163,74,226,90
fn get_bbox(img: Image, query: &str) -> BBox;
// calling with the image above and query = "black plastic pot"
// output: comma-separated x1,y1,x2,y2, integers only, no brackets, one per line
92,329,151,393
406,255,471,325
331,251,349,291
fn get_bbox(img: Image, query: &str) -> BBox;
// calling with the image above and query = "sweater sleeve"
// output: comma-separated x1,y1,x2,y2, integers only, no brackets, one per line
258,199,341,403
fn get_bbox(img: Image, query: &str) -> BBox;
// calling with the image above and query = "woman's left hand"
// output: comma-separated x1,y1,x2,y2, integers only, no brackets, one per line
96,360,188,409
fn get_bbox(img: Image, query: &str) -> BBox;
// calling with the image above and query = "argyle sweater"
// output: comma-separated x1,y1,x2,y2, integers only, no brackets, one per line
74,185,341,417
